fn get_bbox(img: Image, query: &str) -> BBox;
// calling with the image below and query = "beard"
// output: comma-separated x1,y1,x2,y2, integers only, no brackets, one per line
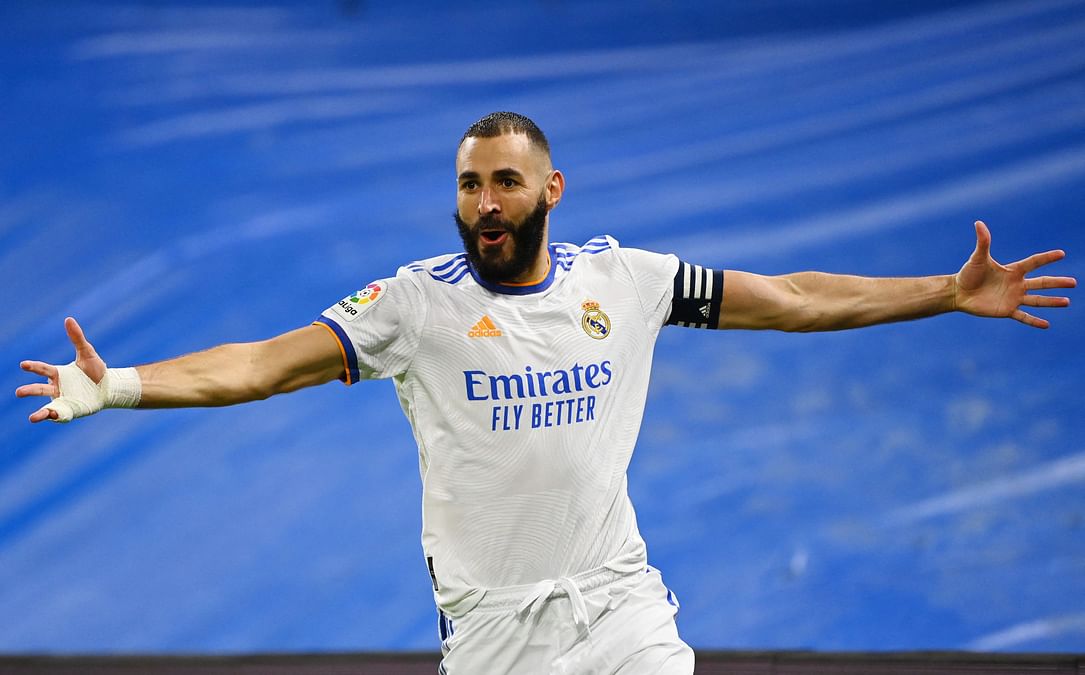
454,194,549,283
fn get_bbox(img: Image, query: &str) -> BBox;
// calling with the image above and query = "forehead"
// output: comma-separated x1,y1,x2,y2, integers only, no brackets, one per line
456,133,547,175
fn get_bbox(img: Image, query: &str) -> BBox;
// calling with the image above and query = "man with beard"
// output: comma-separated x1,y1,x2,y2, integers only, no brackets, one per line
17,112,1076,674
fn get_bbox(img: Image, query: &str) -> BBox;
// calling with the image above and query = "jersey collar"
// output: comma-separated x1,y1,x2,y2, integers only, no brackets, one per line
468,245,558,296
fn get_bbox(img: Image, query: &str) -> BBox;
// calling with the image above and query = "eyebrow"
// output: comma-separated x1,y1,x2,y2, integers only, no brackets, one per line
457,167,525,182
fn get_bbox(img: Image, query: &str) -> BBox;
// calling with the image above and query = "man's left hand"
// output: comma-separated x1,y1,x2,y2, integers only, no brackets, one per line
955,221,1076,329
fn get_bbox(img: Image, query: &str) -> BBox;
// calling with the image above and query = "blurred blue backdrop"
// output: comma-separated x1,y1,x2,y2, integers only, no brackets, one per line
2,0,1084,655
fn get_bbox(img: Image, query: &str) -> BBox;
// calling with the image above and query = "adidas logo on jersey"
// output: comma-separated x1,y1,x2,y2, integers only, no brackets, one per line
468,315,503,338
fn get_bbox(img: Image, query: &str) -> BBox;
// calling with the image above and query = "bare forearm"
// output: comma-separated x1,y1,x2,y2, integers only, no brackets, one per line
780,272,956,331
135,342,269,408
721,270,958,332
134,325,345,408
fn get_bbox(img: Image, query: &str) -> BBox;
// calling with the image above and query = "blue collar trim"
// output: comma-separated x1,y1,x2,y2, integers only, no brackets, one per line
468,245,558,295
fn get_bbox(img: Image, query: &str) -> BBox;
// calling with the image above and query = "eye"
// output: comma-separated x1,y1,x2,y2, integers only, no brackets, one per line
460,180,478,191
501,178,517,188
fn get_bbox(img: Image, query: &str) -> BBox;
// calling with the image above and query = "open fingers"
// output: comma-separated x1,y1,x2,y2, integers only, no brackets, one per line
1013,249,1066,273
65,317,99,361
1024,275,1077,290
16,382,59,399
972,220,992,261
20,360,58,380
1012,309,1049,329
1021,294,1071,308
20,359,61,423
29,407,59,424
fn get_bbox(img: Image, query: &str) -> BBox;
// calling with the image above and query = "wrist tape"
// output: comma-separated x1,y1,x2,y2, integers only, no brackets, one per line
41,363,142,423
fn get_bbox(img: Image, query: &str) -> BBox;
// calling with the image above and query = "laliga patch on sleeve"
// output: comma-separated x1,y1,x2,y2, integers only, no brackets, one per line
332,282,385,322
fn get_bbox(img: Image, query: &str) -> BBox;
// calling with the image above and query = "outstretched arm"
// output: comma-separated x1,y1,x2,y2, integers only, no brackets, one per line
719,221,1076,332
17,318,345,423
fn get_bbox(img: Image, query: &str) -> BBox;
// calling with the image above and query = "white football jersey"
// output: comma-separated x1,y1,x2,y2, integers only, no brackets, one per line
317,235,682,616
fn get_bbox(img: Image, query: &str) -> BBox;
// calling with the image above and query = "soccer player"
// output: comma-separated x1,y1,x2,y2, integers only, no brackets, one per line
17,112,1076,674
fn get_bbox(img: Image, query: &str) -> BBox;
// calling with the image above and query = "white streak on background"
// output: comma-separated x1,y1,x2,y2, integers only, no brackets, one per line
110,48,723,104
163,41,724,93
966,613,1085,650
645,143,1085,263
58,200,346,329
98,5,292,27
547,16,1085,187
71,28,350,59
98,0,1082,104
116,94,408,146
267,16,1084,179
885,452,1085,526
0,195,45,238
22,5,292,32
101,42,729,103
0,415,148,526
579,38,1085,188
579,86,1085,229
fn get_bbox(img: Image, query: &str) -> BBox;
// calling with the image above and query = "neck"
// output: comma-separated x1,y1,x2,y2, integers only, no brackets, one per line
500,248,551,287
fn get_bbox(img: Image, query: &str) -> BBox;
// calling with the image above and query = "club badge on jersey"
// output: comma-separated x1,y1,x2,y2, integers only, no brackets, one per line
581,300,611,340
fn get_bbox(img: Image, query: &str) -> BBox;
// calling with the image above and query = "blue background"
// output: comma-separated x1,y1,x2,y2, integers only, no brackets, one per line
2,0,1084,654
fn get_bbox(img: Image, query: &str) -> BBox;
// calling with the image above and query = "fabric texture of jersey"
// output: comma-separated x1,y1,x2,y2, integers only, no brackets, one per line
317,235,680,617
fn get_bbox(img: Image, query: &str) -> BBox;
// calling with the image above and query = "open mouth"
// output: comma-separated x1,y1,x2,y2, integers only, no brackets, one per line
479,230,509,246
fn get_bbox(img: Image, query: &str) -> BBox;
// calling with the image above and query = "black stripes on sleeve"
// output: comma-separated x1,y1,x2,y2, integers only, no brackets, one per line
665,261,724,329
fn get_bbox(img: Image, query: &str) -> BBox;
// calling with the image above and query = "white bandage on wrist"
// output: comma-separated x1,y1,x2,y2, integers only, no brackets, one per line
104,366,142,409
41,363,142,423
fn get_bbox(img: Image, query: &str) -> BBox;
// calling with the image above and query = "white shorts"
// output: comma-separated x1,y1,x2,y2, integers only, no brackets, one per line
437,566,694,675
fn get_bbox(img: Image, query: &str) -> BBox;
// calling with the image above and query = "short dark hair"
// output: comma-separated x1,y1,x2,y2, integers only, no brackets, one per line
460,111,551,158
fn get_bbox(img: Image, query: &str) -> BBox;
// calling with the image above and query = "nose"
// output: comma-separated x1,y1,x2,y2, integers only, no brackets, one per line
478,186,501,215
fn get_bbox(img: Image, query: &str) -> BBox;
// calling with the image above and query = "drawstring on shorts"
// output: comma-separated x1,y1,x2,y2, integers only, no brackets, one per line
516,576,592,639
455,561,642,647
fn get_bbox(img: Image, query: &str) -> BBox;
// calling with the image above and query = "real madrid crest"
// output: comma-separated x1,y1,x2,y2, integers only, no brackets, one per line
580,300,611,340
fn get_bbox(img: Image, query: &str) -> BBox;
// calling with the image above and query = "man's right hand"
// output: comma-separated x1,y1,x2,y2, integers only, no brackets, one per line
17,317,112,423
19,318,346,420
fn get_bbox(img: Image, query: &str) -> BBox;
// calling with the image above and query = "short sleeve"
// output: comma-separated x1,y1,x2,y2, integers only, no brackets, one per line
313,271,426,384
613,244,680,331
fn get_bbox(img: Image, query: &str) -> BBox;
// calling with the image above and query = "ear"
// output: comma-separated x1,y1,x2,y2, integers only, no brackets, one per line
545,169,565,210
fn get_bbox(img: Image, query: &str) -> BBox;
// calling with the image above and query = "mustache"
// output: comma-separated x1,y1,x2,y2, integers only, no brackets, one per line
474,214,513,231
